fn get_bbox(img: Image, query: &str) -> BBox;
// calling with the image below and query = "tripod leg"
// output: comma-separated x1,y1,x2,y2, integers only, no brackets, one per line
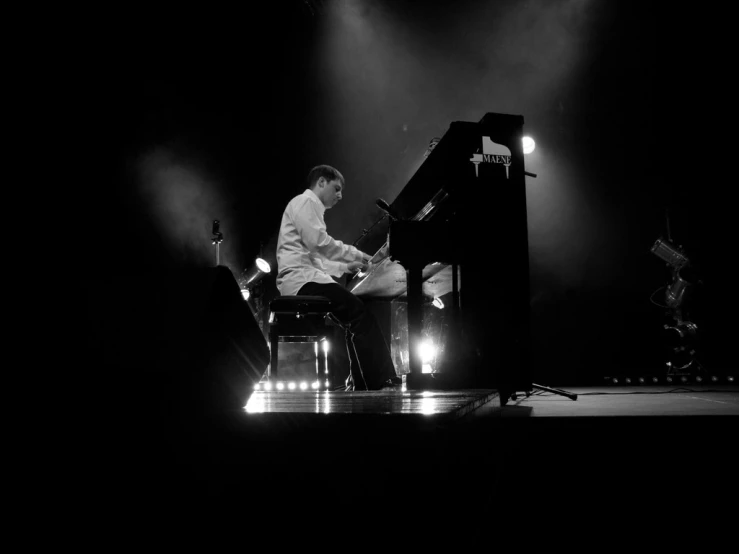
532,383,578,401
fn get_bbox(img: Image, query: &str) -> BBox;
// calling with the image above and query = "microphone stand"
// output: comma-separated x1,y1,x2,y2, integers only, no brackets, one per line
353,212,390,247
211,219,224,266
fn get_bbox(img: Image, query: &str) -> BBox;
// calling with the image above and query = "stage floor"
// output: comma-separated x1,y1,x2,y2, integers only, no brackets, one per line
96,383,739,531
243,384,739,418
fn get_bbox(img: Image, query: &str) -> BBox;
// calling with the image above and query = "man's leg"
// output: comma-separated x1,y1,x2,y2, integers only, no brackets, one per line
297,282,396,390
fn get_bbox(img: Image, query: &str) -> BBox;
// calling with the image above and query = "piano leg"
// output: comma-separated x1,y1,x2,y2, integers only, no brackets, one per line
405,264,434,390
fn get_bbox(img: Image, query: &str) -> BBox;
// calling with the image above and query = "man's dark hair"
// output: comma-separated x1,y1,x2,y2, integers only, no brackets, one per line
306,165,345,189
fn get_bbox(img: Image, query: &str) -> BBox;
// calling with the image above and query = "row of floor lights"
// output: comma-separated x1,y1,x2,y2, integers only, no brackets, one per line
254,380,331,391
607,375,735,385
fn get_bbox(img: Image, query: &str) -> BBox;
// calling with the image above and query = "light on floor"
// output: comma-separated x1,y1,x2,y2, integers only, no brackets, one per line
419,339,437,364
256,380,332,392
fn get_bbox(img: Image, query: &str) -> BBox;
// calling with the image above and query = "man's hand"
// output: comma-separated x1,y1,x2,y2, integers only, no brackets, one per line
347,261,369,273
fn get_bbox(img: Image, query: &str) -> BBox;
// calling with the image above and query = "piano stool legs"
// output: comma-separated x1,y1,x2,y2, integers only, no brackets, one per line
267,329,332,390
266,300,343,390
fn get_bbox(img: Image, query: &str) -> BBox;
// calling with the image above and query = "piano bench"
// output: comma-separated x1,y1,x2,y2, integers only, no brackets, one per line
267,295,341,390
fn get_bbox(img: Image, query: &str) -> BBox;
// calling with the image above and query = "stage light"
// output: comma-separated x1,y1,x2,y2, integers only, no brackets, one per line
638,377,645,384
240,257,272,290
651,238,690,270
652,377,659,384
322,338,330,353
666,376,673,383
711,376,719,382
625,377,632,384
432,297,444,309
265,379,335,392
522,136,535,154
695,375,703,383
241,288,251,301
729,376,735,383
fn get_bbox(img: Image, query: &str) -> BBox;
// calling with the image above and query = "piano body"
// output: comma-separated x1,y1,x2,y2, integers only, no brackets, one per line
347,112,532,400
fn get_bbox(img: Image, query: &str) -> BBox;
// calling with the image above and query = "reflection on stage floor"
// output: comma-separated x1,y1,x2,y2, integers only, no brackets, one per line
245,387,498,418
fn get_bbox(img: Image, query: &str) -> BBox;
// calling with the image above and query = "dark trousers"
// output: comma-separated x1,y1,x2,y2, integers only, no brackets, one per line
297,282,396,390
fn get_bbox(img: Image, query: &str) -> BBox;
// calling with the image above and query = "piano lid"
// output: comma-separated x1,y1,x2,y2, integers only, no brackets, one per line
347,112,525,300
389,113,524,223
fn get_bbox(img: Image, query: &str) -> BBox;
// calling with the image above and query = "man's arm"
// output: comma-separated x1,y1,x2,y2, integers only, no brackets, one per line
314,258,369,277
316,258,347,277
295,198,368,262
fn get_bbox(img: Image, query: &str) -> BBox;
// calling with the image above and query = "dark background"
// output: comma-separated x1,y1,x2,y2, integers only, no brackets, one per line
49,0,733,385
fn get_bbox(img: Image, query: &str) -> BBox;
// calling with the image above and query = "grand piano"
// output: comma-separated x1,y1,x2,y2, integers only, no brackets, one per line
347,112,532,401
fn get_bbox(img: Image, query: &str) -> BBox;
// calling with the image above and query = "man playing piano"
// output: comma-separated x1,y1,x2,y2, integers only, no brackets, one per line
275,164,400,391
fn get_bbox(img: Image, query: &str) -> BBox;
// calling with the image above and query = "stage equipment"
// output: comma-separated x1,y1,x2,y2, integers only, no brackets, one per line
82,266,270,416
650,231,704,376
237,251,273,337
651,237,690,271
650,236,694,321
353,202,393,247
239,257,272,290
662,320,699,373
376,198,400,221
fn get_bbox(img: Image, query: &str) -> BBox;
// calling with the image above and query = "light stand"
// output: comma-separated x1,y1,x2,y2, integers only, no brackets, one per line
511,383,578,401
650,229,704,378
353,211,390,247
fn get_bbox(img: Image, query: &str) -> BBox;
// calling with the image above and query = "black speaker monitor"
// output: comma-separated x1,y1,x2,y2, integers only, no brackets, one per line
82,266,269,415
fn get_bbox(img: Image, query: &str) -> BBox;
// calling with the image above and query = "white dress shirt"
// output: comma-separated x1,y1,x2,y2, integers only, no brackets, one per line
276,189,364,296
